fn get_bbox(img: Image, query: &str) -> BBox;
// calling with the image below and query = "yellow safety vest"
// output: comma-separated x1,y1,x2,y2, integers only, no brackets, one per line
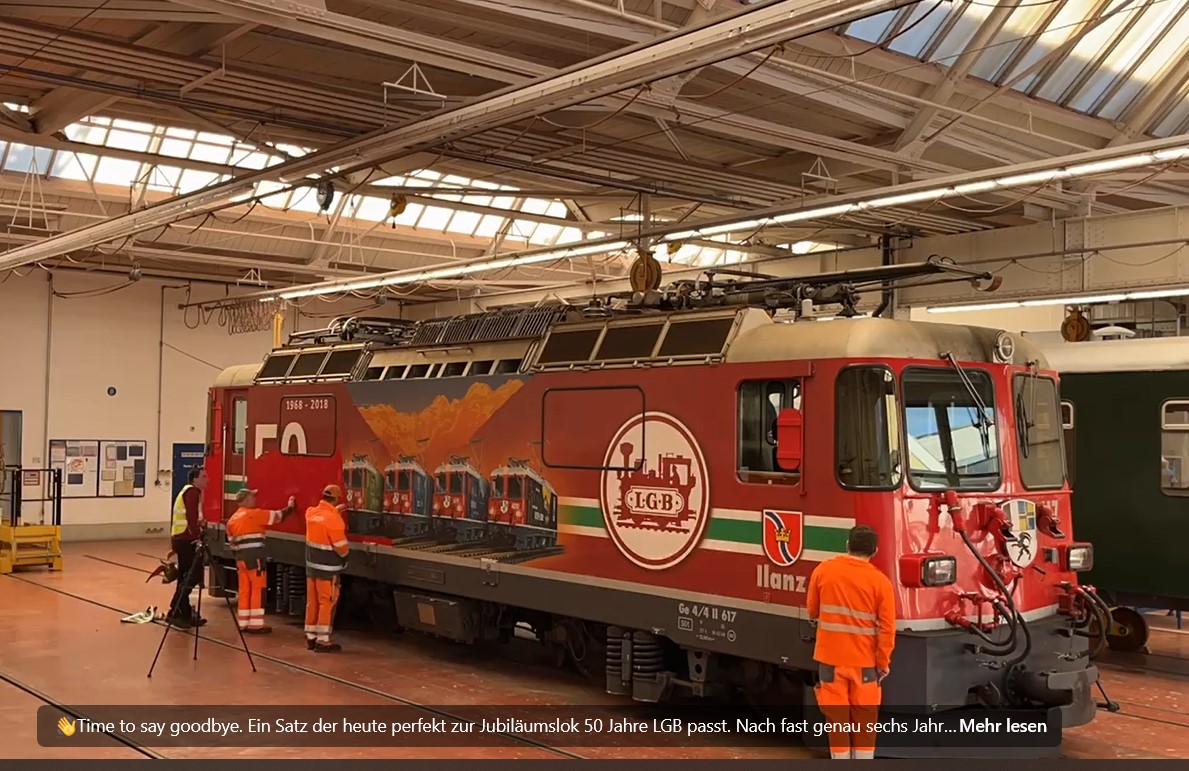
172,484,195,536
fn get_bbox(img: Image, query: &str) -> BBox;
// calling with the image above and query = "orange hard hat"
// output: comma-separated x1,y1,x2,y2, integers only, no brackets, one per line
322,484,343,502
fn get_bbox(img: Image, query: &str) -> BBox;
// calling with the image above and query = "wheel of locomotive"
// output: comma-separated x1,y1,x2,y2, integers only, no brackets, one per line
1105,606,1150,653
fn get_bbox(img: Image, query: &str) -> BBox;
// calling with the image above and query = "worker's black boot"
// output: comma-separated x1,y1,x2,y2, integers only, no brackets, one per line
314,642,341,653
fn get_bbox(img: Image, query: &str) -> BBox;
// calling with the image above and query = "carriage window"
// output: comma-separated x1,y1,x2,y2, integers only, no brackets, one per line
1160,400,1189,496
1014,375,1065,490
494,476,505,497
449,473,463,494
436,472,446,490
902,367,999,492
232,398,247,456
396,471,409,492
508,475,523,498
836,366,902,489
738,379,801,484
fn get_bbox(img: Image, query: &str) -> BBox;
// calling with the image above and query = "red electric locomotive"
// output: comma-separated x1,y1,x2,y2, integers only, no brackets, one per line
200,261,1105,756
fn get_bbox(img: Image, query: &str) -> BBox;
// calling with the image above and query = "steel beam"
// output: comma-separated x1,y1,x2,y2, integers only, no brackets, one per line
0,0,915,272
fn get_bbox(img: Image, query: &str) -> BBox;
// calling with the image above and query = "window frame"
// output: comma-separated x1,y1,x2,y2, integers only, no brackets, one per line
834,364,903,492
901,365,1002,493
1012,373,1066,492
736,377,803,486
1159,398,1189,498
1060,399,1076,488
231,397,248,457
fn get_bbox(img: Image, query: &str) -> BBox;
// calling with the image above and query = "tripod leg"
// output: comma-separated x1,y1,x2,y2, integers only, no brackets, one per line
193,570,202,661
148,543,203,678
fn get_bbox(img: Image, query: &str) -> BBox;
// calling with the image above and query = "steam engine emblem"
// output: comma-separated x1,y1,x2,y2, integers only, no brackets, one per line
599,412,710,570
1002,499,1039,568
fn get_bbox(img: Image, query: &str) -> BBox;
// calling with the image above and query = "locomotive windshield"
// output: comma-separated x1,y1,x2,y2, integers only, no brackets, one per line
1014,374,1065,489
902,367,1000,491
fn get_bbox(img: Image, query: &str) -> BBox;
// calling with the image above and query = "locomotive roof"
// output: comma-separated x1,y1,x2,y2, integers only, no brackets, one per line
214,306,1050,387
491,463,550,485
1037,335,1189,373
384,459,427,471
725,315,1049,368
435,461,483,475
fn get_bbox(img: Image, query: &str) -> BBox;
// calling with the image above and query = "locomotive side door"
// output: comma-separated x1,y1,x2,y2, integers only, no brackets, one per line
221,387,250,520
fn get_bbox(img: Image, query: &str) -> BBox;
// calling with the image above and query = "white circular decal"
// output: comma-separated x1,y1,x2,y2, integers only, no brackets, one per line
599,411,711,570
1002,499,1039,568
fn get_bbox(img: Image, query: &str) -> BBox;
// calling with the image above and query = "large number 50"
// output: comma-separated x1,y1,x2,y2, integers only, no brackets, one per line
254,422,308,459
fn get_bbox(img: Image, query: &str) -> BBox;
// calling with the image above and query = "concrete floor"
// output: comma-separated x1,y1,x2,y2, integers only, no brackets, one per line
1,541,1185,760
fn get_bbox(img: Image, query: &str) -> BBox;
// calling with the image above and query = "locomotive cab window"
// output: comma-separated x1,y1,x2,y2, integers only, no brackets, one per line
1160,400,1189,496
738,379,802,484
836,366,902,489
902,367,1000,491
1013,374,1065,490
232,398,247,456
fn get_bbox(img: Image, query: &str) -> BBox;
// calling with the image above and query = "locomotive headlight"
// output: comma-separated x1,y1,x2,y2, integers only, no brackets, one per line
921,556,957,587
898,553,957,587
1065,544,1093,571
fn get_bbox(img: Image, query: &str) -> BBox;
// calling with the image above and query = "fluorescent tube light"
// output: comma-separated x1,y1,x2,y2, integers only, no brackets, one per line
259,140,1189,302
277,241,632,299
926,286,1189,313
1019,294,1127,307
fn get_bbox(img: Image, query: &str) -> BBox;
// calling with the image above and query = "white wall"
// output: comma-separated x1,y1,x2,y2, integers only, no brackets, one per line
0,270,399,540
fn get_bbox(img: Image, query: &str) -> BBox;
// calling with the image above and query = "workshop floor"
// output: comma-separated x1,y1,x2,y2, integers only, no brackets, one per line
0,540,1185,760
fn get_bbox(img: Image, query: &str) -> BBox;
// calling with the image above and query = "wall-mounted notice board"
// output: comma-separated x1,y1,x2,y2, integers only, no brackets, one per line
49,439,148,498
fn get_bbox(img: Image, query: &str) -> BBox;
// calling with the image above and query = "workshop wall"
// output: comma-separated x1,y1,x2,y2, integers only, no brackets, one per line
0,270,402,540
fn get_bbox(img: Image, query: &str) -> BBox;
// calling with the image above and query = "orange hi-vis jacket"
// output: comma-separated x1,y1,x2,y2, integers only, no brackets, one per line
806,554,897,670
226,506,286,569
305,500,349,580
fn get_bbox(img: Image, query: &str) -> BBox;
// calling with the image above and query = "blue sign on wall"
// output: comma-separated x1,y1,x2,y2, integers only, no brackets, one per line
172,443,206,504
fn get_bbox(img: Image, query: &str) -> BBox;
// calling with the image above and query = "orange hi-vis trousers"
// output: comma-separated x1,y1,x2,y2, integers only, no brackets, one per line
815,664,882,759
235,562,267,630
304,576,340,645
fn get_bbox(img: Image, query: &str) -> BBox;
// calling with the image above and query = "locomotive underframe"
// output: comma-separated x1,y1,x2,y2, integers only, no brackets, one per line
204,526,1096,756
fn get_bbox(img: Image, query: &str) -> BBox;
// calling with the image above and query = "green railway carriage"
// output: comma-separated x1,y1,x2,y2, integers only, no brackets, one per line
1041,335,1189,650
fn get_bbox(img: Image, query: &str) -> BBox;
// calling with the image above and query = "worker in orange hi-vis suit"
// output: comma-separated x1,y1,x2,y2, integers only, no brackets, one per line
304,484,350,653
806,524,896,760
225,488,296,634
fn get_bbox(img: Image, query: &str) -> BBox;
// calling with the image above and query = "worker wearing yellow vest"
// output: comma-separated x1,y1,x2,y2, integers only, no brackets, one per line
168,467,210,629
226,488,296,633
304,485,349,652
807,525,896,760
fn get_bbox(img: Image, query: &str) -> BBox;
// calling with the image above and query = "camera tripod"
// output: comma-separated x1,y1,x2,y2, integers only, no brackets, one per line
147,533,257,677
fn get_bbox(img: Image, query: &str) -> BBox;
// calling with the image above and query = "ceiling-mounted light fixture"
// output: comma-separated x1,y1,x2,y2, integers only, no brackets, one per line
925,286,1189,313
276,240,633,300
244,138,1189,303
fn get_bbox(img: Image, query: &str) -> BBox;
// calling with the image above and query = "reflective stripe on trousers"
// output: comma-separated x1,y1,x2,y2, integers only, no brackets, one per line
814,664,882,757
236,563,267,630
304,577,339,644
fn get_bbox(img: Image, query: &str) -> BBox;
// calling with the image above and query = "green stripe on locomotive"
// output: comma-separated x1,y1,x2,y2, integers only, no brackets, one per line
1061,369,1188,603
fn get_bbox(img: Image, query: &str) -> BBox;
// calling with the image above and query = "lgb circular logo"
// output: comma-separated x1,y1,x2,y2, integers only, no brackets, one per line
599,412,710,570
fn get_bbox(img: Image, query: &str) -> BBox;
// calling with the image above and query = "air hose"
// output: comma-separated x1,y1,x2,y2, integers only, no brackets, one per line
957,528,1023,661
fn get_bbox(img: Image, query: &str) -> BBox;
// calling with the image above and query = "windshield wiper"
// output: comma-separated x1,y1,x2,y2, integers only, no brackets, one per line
940,350,993,455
